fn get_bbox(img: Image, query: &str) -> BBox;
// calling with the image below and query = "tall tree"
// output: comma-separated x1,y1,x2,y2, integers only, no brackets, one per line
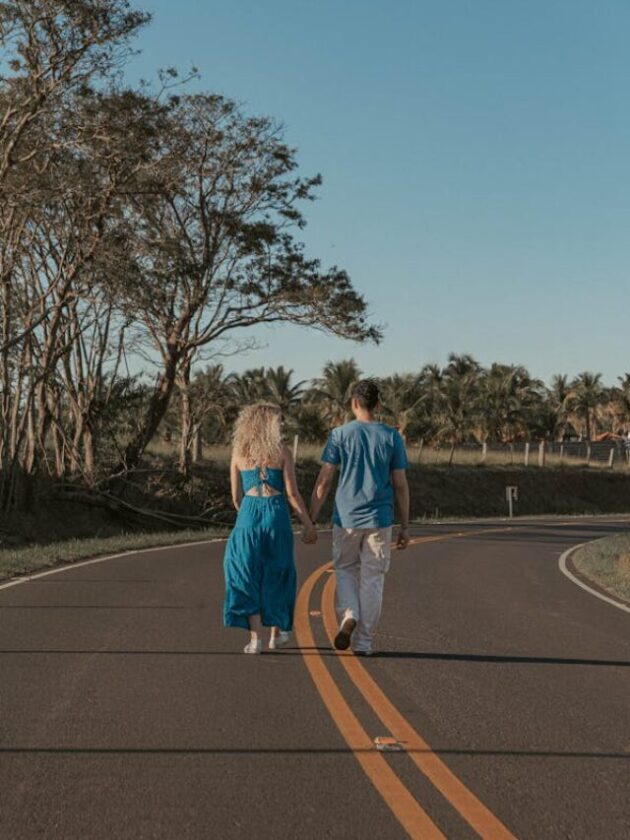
227,368,268,406
436,354,482,465
312,359,362,427
264,366,305,416
0,0,149,352
478,363,543,443
568,372,605,440
118,94,380,469
547,373,573,440
610,374,630,434
378,373,425,441
176,362,232,474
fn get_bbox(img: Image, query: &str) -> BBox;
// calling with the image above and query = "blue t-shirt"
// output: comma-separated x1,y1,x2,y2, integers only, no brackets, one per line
321,420,408,529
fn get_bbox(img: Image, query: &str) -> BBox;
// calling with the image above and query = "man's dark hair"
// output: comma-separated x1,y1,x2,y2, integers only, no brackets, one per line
351,379,380,411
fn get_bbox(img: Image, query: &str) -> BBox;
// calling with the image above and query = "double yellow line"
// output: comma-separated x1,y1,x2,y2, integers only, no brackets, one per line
294,530,519,840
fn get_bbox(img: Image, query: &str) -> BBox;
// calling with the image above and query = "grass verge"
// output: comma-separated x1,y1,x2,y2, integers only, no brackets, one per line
0,527,229,583
571,533,630,604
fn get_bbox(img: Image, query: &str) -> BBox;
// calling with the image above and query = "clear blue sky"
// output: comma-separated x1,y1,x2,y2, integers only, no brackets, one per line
127,0,630,386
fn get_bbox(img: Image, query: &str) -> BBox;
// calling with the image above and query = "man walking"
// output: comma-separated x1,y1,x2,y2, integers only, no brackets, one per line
310,380,410,656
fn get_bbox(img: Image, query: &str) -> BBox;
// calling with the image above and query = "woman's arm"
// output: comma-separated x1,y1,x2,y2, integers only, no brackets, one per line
283,447,317,541
230,456,242,511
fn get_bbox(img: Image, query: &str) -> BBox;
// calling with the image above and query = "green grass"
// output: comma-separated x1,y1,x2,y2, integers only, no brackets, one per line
571,533,630,603
0,527,229,582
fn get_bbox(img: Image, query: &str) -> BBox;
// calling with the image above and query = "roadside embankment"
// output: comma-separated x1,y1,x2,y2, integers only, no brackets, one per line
2,461,630,581
297,462,630,521
570,534,630,605
0,528,228,583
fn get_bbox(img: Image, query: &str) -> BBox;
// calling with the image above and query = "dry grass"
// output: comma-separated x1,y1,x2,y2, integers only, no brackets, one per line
147,440,629,470
409,447,621,469
572,534,630,603
0,528,228,582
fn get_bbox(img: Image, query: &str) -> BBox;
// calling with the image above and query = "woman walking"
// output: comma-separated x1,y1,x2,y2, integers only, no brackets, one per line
223,403,317,653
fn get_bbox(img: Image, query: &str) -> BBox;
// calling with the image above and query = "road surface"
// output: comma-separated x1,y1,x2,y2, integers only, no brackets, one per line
1,518,629,839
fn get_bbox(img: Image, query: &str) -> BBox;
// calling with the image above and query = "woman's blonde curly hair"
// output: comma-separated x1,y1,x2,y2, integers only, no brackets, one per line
232,402,284,467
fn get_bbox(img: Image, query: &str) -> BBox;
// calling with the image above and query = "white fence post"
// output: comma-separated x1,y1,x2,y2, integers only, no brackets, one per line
481,442,487,464
608,447,615,469
538,441,545,467
524,442,530,467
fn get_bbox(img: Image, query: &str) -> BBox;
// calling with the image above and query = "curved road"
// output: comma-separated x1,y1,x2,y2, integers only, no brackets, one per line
1,518,629,839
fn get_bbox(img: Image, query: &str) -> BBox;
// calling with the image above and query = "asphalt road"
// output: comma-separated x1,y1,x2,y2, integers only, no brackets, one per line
1,518,629,839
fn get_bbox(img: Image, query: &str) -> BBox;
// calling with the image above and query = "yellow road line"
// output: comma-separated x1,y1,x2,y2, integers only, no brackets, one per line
296,526,521,839
406,526,516,548
295,564,446,840
321,570,518,840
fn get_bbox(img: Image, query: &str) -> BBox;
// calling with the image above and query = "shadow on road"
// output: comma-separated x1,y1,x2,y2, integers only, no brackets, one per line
1,647,627,667
0,646,335,656
0,605,192,609
372,651,630,667
0,746,627,760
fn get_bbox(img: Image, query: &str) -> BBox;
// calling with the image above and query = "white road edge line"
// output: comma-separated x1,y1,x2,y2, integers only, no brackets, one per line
0,527,336,595
0,537,228,593
558,544,630,614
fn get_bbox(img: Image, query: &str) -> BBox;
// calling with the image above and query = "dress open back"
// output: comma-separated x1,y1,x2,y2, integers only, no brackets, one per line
223,467,297,631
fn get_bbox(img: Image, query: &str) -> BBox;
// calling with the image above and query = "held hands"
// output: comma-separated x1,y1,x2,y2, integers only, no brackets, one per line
301,523,318,545
396,526,410,550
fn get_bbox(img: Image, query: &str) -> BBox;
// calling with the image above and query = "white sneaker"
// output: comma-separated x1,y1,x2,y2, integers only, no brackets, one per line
334,615,357,651
269,631,290,650
243,638,262,654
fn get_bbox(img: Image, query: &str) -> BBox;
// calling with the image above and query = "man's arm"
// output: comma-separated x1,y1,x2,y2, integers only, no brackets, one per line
391,468,410,549
310,462,337,523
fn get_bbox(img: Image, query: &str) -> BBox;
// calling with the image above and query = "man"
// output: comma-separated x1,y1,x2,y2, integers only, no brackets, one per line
310,379,410,656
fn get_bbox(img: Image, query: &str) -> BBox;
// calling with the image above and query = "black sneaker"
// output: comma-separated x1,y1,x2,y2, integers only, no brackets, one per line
334,616,357,650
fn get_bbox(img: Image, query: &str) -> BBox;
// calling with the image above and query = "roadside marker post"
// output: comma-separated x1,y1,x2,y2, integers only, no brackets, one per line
505,486,518,518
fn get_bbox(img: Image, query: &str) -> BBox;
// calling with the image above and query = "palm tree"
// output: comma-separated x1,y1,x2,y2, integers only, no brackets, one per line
169,363,234,473
292,402,328,443
264,366,305,416
378,374,426,441
226,368,268,406
311,359,361,427
547,374,573,440
436,355,482,465
192,364,233,446
412,363,445,443
478,364,543,442
567,372,605,440
610,373,630,434
445,353,482,378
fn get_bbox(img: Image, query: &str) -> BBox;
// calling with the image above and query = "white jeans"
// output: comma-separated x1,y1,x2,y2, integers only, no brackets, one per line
332,525,392,651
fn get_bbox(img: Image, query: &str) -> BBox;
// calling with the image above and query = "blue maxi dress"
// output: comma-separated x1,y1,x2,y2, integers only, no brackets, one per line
223,467,297,631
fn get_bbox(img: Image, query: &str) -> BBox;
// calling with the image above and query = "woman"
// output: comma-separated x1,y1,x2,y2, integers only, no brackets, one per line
223,403,317,653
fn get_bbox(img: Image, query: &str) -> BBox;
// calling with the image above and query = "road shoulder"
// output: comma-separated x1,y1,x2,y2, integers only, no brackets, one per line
559,535,630,612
